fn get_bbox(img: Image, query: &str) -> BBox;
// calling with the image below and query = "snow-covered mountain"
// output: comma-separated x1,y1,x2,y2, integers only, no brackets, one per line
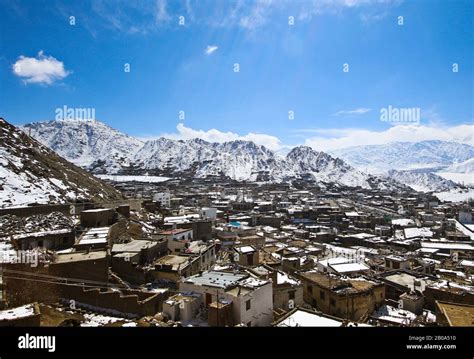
276,146,403,190
0,118,123,207
443,158,474,173
23,119,407,190
331,141,474,174
388,169,460,192
22,119,143,173
133,138,278,181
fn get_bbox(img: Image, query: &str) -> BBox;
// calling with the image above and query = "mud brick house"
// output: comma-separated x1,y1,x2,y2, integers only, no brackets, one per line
152,255,200,283
424,280,474,310
12,229,75,251
296,271,385,322
3,250,108,306
52,250,109,284
112,240,163,265
80,208,116,228
378,270,437,301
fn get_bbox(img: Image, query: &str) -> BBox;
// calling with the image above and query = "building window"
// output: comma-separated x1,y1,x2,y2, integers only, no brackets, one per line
330,298,336,307
246,299,251,311
307,285,313,294
289,291,295,300
320,291,325,300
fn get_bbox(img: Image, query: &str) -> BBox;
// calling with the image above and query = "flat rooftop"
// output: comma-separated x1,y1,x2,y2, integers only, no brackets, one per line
299,272,379,293
112,240,156,253
77,227,109,245
436,301,474,326
55,250,107,264
155,255,190,270
184,271,248,289
383,272,433,290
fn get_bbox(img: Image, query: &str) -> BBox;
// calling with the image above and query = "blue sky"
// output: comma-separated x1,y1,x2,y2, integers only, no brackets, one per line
0,0,472,151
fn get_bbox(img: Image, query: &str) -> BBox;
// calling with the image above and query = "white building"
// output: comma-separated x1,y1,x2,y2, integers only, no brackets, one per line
179,270,273,327
154,191,171,208
159,228,194,253
200,207,217,221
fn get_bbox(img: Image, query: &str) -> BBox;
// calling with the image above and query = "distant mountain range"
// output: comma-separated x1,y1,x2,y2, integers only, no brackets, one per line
330,141,474,174
20,119,473,193
387,170,459,192
0,118,123,207
22,119,407,191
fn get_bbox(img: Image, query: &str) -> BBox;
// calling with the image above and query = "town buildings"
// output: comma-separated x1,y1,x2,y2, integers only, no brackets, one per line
0,182,472,327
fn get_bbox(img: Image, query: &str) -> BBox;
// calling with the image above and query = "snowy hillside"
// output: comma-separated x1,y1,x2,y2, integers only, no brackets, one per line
22,119,143,173
0,118,123,207
443,158,474,173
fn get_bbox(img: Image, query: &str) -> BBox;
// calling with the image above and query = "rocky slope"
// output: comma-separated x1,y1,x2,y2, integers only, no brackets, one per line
0,118,123,207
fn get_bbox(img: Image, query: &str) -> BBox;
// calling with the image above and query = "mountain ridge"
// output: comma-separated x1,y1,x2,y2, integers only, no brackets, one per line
21,119,471,192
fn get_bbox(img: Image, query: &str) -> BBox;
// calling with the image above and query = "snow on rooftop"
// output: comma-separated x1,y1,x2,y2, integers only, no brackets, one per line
331,262,370,273
237,246,255,254
404,227,433,239
81,313,132,327
371,305,415,325
277,310,342,327
277,271,300,286
392,219,415,227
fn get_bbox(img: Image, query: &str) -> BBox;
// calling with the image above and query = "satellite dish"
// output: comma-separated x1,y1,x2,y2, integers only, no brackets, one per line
398,299,403,309
69,205,75,215
288,300,295,309
233,253,239,262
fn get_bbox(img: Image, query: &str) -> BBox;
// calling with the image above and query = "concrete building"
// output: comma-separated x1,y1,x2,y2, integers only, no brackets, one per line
179,270,273,327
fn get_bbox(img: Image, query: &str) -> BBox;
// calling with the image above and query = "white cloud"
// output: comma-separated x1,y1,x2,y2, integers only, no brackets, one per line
239,0,275,30
139,122,473,154
161,123,282,151
12,51,70,85
333,108,371,116
299,0,402,21
303,124,474,151
205,45,218,55
154,0,171,23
